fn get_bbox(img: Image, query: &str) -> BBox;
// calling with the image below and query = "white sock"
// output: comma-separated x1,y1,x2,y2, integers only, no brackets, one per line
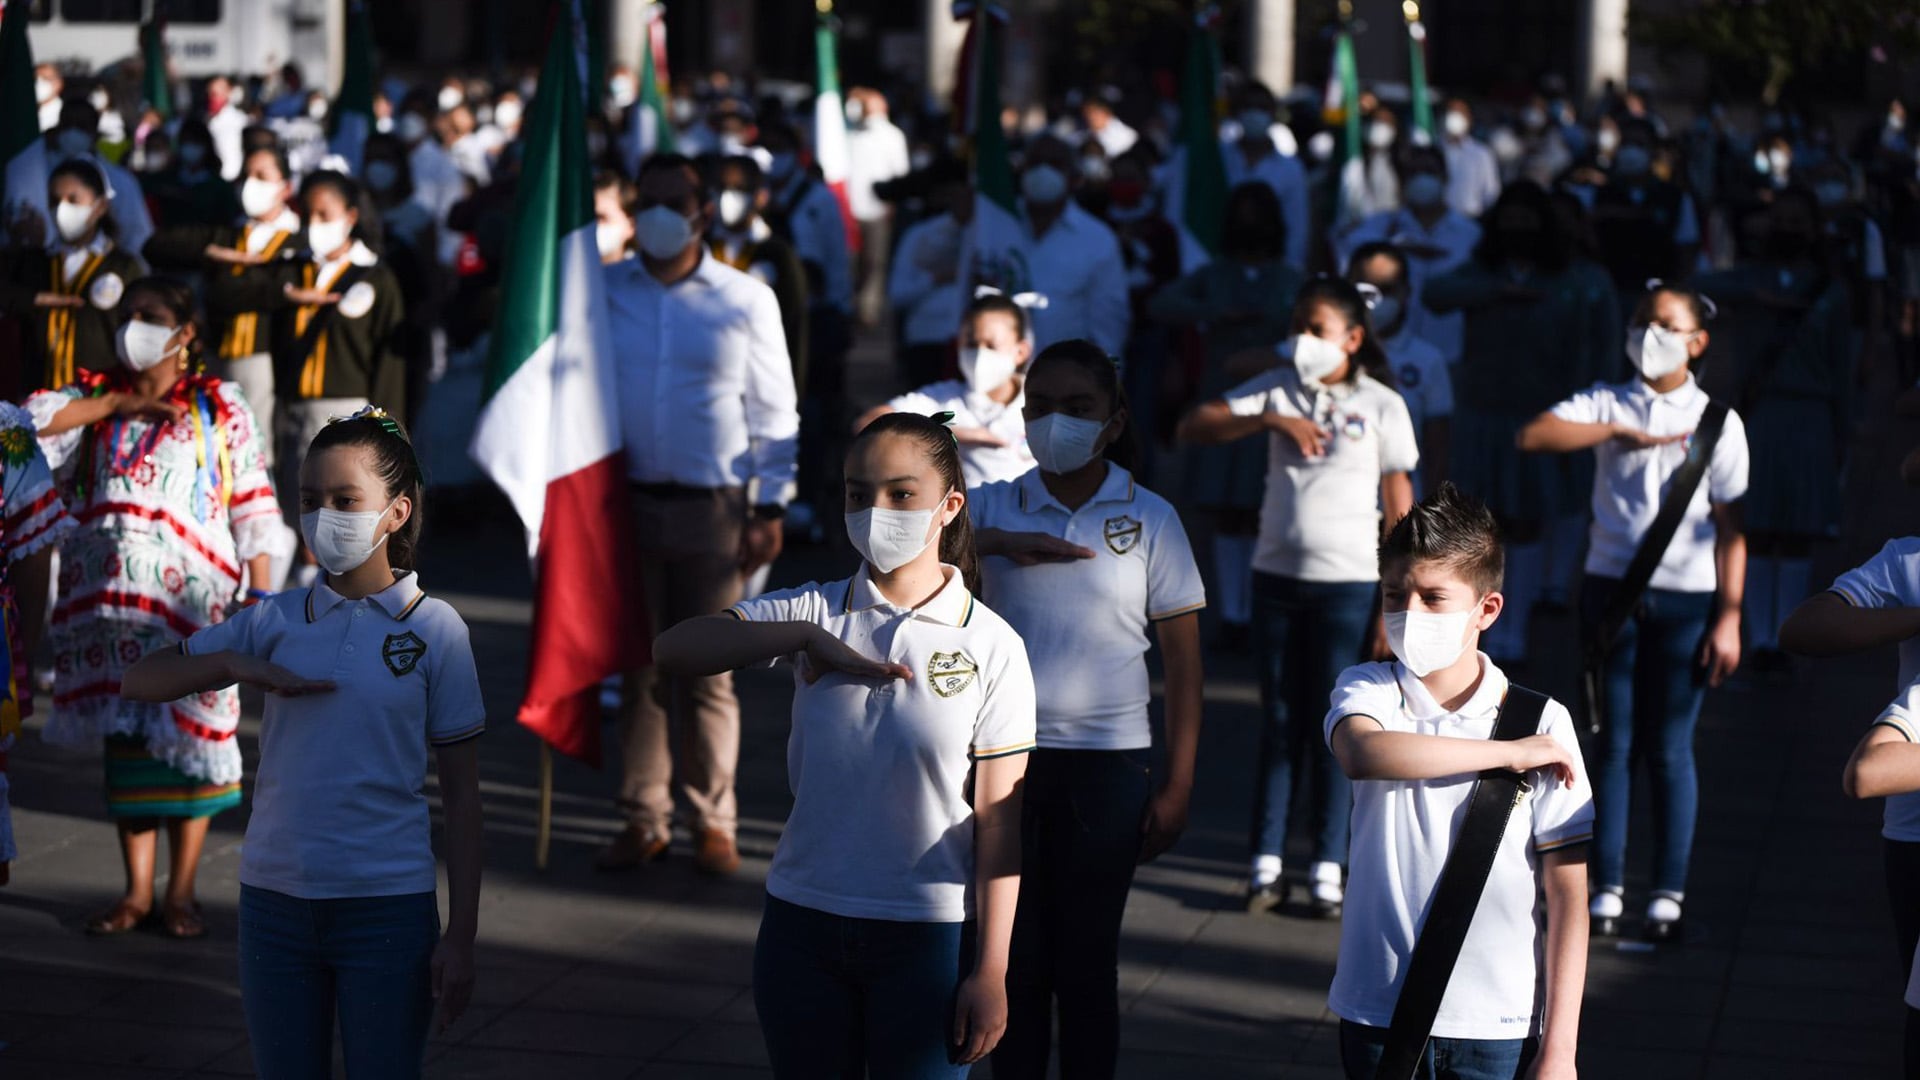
1494,541,1545,658
1214,534,1255,627
1310,860,1343,884
1647,893,1684,923
1745,556,1778,650
1775,558,1812,644
1251,854,1282,887
1590,890,1623,919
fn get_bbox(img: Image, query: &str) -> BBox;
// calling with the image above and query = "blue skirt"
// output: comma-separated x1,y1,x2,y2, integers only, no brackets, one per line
1448,409,1570,525
1743,395,1841,538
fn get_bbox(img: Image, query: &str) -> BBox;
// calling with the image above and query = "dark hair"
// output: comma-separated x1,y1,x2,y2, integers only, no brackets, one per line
123,275,207,373
1379,481,1505,595
1026,339,1138,472
299,169,366,244
1291,276,1394,388
239,141,292,185
962,291,1031,343
846,412,980,596
1221,181,1285,262
306,413,425,571
175,118,215,153
718,153,766,190
1346,241,1409,290
48,157,118,240
362,132,416,202
1400,144,1448,180
637,152,710,205
1473,181,1572,272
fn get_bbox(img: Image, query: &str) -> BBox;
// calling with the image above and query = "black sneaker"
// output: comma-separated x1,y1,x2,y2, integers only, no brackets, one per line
1245,879,1286,915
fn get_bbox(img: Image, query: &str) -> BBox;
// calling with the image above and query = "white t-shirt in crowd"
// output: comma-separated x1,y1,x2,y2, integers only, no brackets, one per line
1020,202,1131,357
888,380,1036,488
185,573,486,900
1223,364,1419,582
970,466,1206,750
1324,655,1594,1040
1549,377,1748,594
730,565,1037,923
1827,538,1920,841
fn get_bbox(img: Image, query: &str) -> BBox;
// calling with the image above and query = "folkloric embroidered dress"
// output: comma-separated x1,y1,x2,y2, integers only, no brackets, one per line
0,402,76,865
29,371,278,815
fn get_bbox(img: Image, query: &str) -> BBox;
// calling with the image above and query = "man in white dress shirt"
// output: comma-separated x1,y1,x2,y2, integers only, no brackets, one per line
1016,135,1130,356
1440,99,1502,219
600,155,801,879
844,88,910,327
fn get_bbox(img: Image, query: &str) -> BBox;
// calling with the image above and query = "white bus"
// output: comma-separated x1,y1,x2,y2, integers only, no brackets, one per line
19,0,341,86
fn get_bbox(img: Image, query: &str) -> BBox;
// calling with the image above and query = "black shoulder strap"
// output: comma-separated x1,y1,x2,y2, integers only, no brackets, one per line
1374,685,1550,1080
1581,399,1730,732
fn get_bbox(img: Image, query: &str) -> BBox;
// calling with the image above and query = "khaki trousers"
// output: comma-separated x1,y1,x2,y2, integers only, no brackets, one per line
618,486,745,839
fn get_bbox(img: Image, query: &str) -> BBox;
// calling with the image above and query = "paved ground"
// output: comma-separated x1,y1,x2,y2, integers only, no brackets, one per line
2,333,1917,1079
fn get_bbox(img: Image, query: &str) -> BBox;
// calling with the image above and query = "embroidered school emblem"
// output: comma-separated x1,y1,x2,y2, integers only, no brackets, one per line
88,271,123,310
1341,414,1369,441
926,651,978,698
338,281,377,319
381,631,427,677
1103,515,1142,555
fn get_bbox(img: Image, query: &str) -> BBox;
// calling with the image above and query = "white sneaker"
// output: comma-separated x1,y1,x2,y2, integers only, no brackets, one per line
1245,855,1284,914
1308,860,1344,916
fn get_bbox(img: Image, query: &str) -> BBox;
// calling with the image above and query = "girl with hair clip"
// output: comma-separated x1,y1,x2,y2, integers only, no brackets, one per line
1178,277,1418,918
144,143,304,465
124,408,484,1077
1519,281,1748,943
968,340,1206,1079
207,169,408,563
26,275,279,939
652,411,1035,1078
1149,181,1305,652
855,289,1042,487
0,157,148,394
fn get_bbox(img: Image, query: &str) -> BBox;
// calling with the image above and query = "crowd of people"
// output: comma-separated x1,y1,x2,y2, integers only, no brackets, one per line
0,33,1918,1080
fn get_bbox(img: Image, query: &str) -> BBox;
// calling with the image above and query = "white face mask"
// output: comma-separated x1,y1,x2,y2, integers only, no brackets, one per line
957,344,1017,394
1021,164,1069,207
240,177,283,220
1403,173,1445,208
54,199,97,243
1026,412,1110,475
494,99,523,130
1385,608,1477,677
1597,127,1621,155
845,99,867,125
633,204,694,259
595,220,630,261
34,77,55,104
1367,121,1396,150
115,320,182,372
1444,110,1471,138
716,189,753,229
846,502,943,574
1626,324,1691,380
87,88,109,112
307,217,351,257
609,77,637,109
364,160,400,193
437,86,465,113
1291,332,1348,388
301,500,398,576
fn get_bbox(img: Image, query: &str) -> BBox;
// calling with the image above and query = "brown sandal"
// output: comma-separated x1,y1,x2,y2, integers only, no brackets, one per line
159,901,206,940
85,899,155,935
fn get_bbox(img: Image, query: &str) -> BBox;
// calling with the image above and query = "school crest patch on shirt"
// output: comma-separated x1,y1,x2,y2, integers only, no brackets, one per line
381,631,427,677
87,271,123,309
1341,413,1369,441
338,281,377,319
926,650,978,698
1103,514,1142,555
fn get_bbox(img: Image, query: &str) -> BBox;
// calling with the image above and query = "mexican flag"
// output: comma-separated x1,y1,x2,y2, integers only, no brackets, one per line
957,3,1027,295
1163,7,1227,263
1406,12,1434,146
470,6,645,766
139,10,174,119
0,0,48,240
619,3,672,178
813,10,858,253
328,0,377,174
1325,17,1365,226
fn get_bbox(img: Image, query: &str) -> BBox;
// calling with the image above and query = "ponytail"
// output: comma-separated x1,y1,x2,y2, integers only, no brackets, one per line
1292,275,1395,389
847,411,981,596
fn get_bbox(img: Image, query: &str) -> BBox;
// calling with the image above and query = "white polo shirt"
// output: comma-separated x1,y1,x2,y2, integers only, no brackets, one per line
1828,538,1920,841
1549,377,1749,594
970,466,1206,750
185,572,485,900
1223,364,1420,583
729,564,1036,923
888,380,1036,488
1323,656,1594,1040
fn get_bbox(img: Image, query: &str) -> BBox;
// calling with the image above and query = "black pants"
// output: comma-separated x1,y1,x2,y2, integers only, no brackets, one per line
1887,840,1920,1078
993,748,1153,1080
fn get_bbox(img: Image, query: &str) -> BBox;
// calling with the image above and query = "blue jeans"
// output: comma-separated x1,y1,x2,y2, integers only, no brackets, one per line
1581,576,1715,895
237,885,439,1080
994,748,1153,1079
754,895,976,1079
1339,1020,1539,1080
1250,572,1376,863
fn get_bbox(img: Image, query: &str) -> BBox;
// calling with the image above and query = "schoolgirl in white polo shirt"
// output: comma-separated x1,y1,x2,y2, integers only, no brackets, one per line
1177,276,1419,916
653,410,1035,1078
1842,677,1920,1074
967,339,1206,1078
123,410,484,1079
1518,282,1747,942
855,290,1040,487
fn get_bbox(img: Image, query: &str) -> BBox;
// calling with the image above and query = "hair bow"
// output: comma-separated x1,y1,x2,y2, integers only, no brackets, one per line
1642,277,1719,320
973,284,1050,310
1353,281,1384,310
330,404,407,440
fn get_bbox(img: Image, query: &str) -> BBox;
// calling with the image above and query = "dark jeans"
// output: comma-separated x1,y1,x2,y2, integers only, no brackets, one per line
754,894,976,1080
1250,572,1375,863
1581,576,1714,895
1339,1020,1539,1080
237,885,439,1080
994,748,1153,1080
1888,840,1920,975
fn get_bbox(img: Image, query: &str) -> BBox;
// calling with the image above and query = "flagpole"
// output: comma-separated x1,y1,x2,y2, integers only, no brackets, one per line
535,743,554,870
